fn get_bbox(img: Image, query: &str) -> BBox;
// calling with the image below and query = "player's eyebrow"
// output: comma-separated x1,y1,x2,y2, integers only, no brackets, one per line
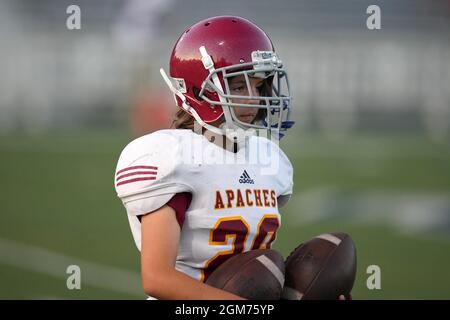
230,80,264,86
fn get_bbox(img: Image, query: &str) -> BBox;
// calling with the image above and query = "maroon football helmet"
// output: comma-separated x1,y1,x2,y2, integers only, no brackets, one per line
160,16,294,138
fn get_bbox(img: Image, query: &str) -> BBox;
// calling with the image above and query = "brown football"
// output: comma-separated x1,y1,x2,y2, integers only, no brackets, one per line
282,232,357,300
205,249,285,300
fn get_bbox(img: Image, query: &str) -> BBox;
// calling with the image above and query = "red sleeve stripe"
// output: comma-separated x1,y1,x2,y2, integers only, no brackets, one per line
116,170,157,182
116,165,158,175
116,176,156,187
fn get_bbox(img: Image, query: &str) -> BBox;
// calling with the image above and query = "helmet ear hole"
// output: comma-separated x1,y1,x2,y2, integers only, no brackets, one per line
192,87,203,101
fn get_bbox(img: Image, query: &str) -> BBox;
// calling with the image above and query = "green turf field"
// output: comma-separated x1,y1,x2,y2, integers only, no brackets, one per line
0,131,449,299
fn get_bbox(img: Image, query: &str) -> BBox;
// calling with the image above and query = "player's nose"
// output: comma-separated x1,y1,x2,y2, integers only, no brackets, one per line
246,84,261,104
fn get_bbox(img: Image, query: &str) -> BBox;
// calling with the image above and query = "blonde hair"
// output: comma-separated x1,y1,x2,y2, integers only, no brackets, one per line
171,109,195,130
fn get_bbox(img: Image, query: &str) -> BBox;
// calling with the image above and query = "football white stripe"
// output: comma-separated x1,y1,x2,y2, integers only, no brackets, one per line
282,286,304,300
256,255,285,288
316,233,342,246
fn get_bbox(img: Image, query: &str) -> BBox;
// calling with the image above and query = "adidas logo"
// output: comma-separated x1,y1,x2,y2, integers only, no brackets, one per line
239,170,255,184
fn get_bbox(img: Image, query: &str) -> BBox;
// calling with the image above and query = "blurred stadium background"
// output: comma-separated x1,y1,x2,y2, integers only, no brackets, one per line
0,0,449,299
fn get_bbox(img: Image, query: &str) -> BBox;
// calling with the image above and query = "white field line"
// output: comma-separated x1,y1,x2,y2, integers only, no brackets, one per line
0,238,142,296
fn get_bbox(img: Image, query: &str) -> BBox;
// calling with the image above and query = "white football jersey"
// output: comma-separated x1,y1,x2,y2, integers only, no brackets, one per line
114,129,293,282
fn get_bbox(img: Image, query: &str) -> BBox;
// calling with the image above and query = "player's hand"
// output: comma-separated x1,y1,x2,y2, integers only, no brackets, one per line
338,294,352,300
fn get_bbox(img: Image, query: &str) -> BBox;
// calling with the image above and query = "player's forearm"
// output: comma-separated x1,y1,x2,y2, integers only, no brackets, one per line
143,268,245,300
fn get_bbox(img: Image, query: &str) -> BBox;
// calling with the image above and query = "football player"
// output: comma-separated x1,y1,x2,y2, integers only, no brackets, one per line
114,16,295,299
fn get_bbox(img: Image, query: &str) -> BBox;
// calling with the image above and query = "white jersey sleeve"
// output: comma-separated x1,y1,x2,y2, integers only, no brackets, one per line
273,142,294,208
114,131,193,217
278,147,294,196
